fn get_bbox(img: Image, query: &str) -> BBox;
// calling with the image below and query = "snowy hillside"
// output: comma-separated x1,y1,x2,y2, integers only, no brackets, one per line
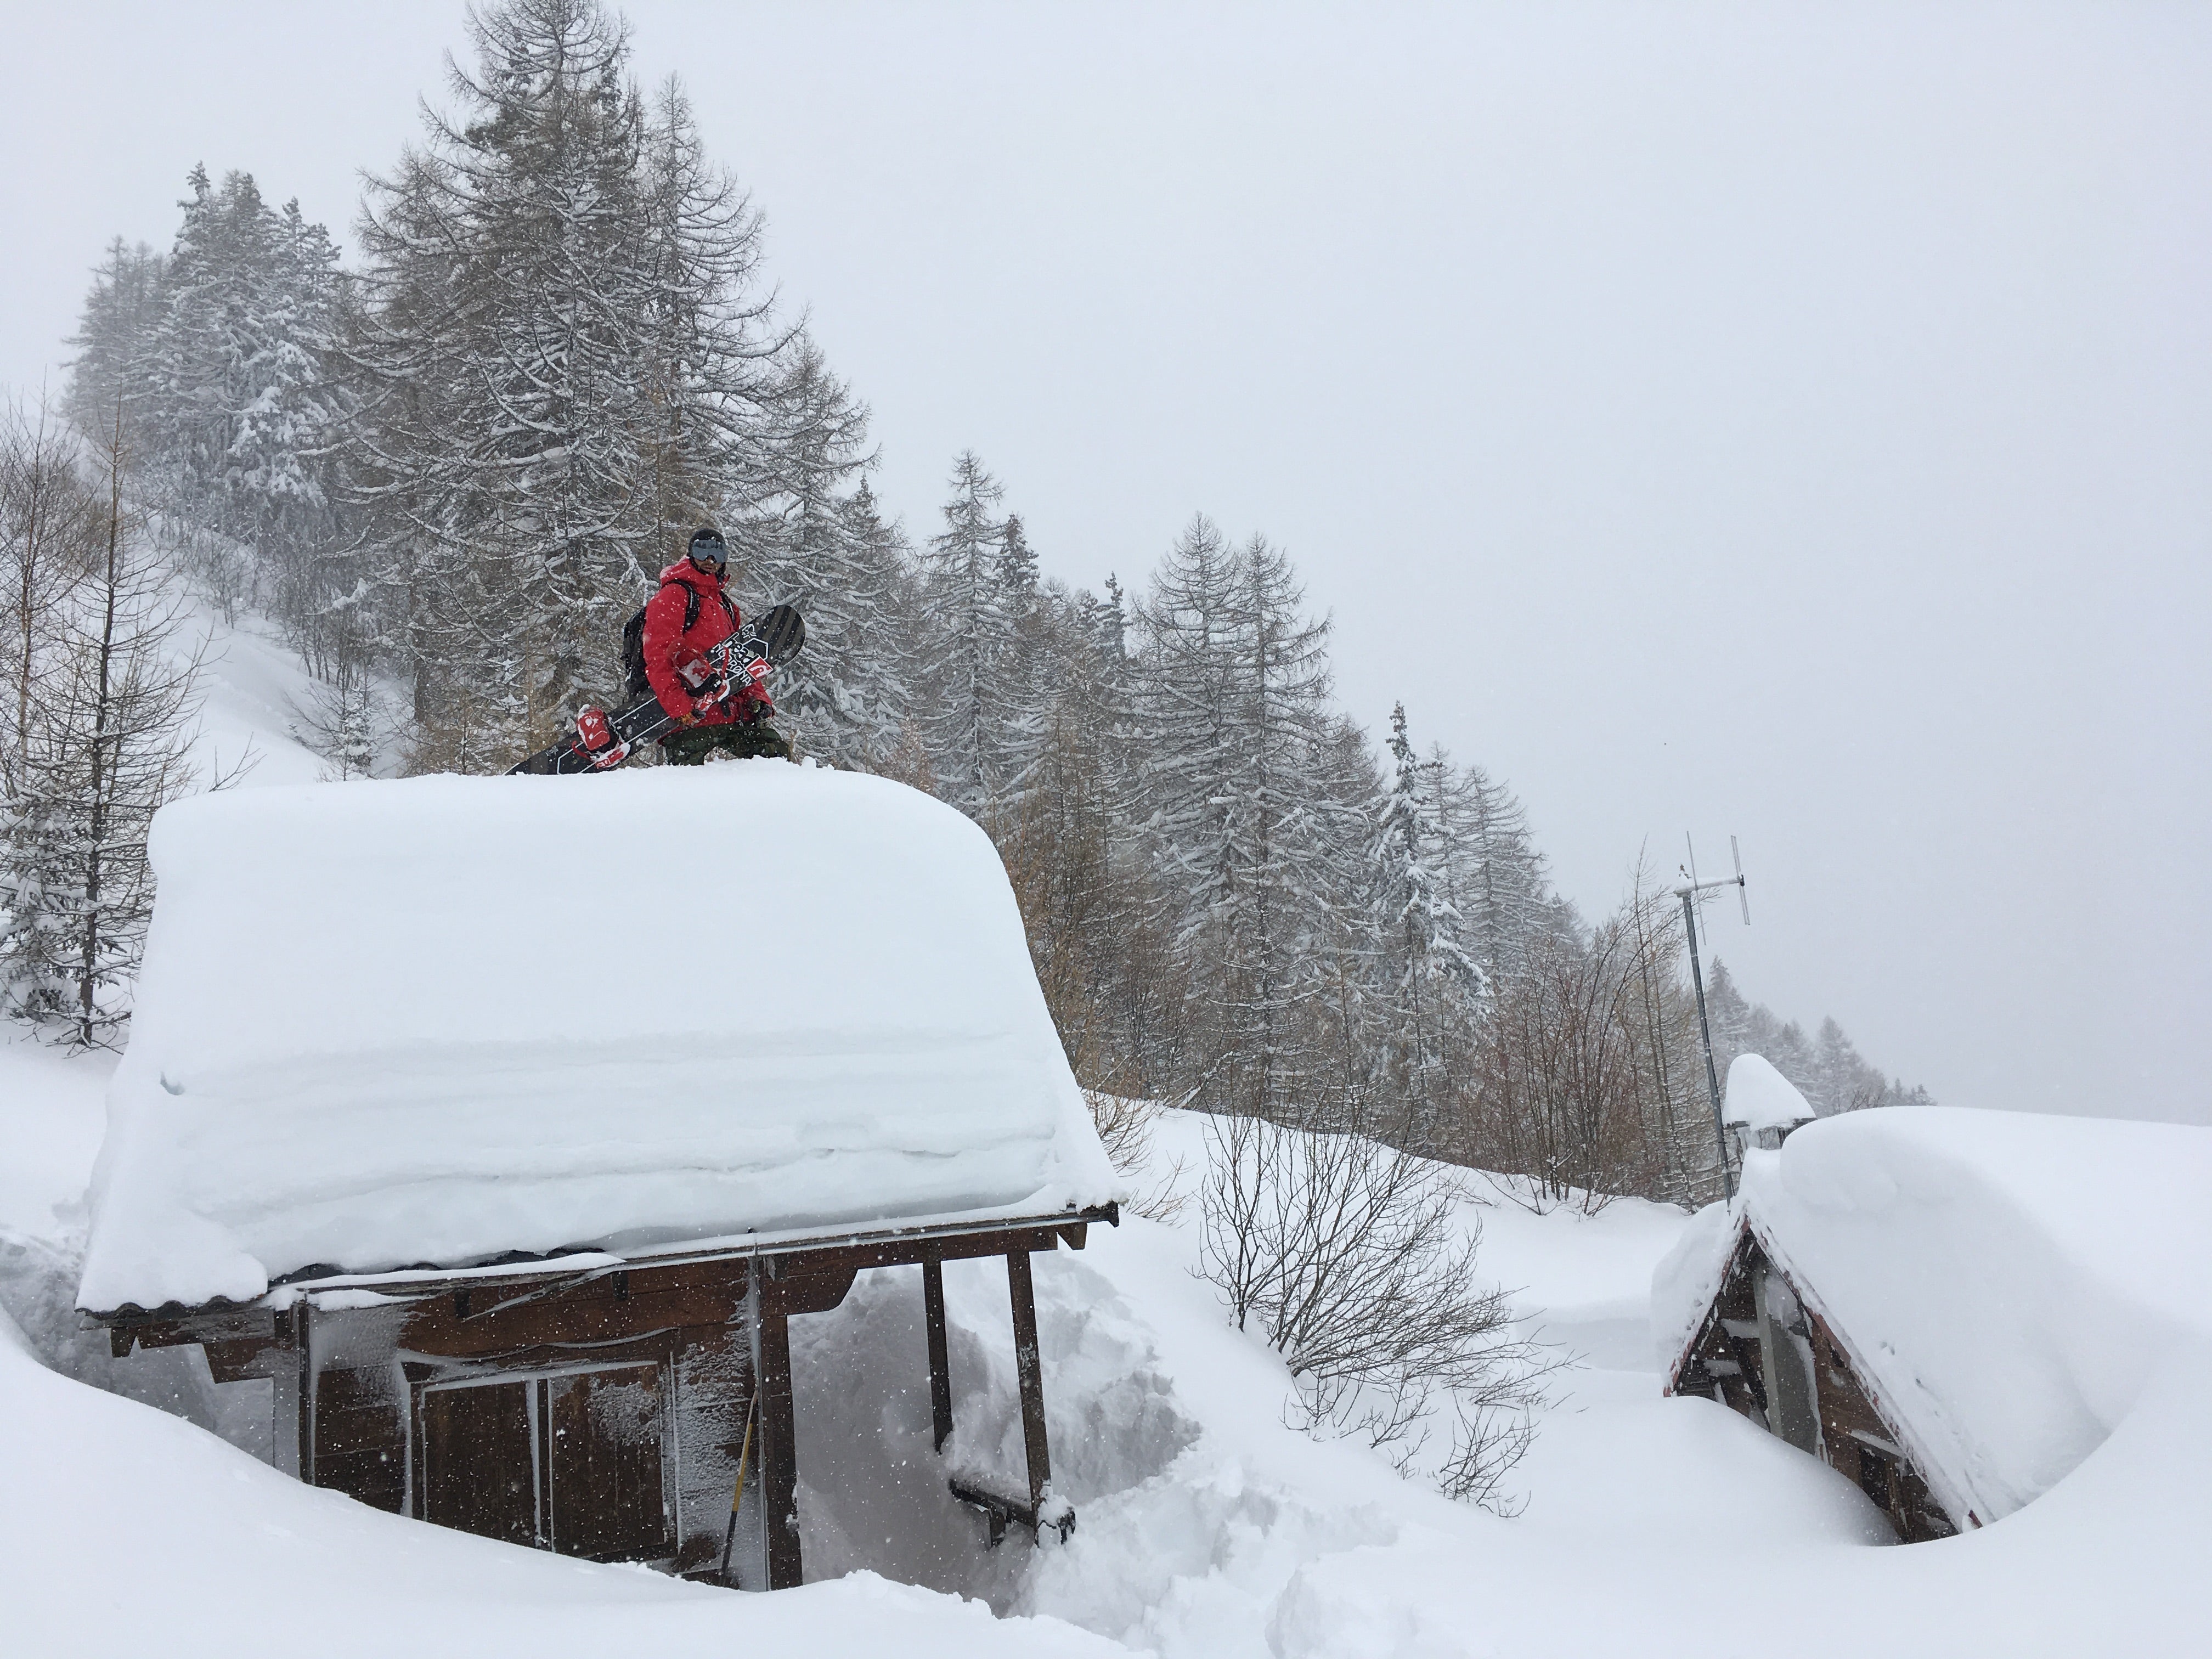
176,603,345,791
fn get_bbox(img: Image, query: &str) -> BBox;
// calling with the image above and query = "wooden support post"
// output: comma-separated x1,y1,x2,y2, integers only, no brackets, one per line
294,1300,315,1485
922,1257,953,1454
1006,1249,1049,1515
756,1302,804,1589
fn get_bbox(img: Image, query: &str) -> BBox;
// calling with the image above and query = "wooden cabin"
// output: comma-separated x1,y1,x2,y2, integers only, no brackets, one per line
1666,1218,1960,1541
96,1207,1111,1587
1656,1056,2212,1544
76,767,1126,1588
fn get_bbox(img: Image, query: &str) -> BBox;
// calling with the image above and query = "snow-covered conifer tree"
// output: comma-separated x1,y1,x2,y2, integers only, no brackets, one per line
917,450,1028,811
351,0,785,765
143,171,349,602
1427,755,1564,985
1137,521,1362,1120
736,341,911,769
1373,703,1487,1138
64,240,166,453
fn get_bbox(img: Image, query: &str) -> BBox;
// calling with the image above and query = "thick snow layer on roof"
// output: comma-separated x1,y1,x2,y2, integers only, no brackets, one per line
78,766,1120,1312
1653,1101,2212,1526
1720,1052,1813,1130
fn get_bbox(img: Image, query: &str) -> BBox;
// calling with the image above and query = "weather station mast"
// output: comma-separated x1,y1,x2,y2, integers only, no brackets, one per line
1678,836,1750,1198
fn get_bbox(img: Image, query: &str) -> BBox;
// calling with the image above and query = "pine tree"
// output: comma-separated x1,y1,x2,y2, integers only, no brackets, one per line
70,169,351,642
1429,754,1561,985
995,579,1184,1099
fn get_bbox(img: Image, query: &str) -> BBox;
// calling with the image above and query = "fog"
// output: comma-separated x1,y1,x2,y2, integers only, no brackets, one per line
5,2,2206,1121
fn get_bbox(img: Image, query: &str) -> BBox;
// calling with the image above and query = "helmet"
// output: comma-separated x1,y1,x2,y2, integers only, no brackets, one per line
687,526,728,574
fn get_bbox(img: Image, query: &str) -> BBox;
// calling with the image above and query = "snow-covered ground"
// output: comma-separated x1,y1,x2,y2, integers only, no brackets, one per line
19,1064,2204,1655
3,616,2205,1656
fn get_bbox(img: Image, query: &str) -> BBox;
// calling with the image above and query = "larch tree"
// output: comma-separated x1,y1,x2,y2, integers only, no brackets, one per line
0,413,201,1047
349,0,786,766
1138,523,1357,1121
64,240,166,456
917,450,1022,812
737,340,911,771
1373,703,1487,1144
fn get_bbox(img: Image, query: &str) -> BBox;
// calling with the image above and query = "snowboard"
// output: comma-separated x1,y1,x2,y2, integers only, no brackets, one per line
507,603,807,776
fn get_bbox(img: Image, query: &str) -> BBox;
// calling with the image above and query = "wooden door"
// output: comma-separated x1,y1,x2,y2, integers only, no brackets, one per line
419,1378,539,1548
546,1363,672,1561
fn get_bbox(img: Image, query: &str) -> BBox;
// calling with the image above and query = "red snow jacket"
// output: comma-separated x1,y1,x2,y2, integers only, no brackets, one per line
640,559,771,726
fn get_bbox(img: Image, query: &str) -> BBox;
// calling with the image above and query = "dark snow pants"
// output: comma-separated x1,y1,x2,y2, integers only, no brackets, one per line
661,720,792,765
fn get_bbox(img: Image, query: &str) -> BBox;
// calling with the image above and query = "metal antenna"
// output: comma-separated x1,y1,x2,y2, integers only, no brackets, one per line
1676,837,1751,1200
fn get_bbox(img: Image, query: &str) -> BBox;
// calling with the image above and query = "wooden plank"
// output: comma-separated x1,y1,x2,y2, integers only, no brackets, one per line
295,1303,315,1483
396,1277,749,1361
756,1304,803,1589
546,1363,671,1561
922,1257,953,1454
89,1211,1114,1352
312,1366,407,1514
419,1378,539,1548
1007,1250,1050,1515
760,1257,860,1318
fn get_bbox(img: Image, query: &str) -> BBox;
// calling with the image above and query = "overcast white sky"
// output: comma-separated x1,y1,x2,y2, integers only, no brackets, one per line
5,2,2208,1122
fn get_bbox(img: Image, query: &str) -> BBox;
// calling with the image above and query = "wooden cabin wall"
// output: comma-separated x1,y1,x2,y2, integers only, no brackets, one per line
1793,1296,1957,1543
1671,1234,1959,1544
109,1220,1094,1588
212,1265,770,1572
307,1301,412,1515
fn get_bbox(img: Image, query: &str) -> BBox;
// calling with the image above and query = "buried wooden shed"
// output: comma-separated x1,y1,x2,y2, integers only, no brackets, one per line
75,767,1126,1586
1663,1213,1960,1541
1654,1057,2212,1545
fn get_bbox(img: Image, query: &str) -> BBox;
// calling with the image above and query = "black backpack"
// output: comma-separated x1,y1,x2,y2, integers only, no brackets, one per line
622,580,736,702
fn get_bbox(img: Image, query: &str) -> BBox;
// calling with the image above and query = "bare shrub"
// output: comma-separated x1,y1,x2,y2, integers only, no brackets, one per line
1199,1107,1551,1508
1081,1088,1189,1223
1452,862,1717,1214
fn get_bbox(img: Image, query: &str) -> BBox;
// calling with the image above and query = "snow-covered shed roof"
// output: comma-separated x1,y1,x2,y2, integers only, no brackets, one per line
1720,1052,1814,1132
1653,1099,2212,1528
79,766,1121,1314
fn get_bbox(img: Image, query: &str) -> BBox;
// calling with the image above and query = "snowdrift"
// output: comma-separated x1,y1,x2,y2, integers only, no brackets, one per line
78,765,1120,1312
1654,1100,2212,1527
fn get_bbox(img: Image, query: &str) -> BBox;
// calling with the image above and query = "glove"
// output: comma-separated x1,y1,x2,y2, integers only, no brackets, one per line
690,691,726,720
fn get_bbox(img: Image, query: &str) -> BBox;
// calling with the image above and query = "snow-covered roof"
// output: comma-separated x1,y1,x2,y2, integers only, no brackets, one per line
78,766,1121,1313
1720,1052,1813,1131
1653,1098,2212,1527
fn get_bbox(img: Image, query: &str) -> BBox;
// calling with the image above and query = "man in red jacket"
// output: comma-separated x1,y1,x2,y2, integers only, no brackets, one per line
644,527,790,764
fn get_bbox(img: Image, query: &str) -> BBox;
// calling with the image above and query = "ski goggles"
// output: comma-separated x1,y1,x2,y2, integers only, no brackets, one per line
688,531,728,570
